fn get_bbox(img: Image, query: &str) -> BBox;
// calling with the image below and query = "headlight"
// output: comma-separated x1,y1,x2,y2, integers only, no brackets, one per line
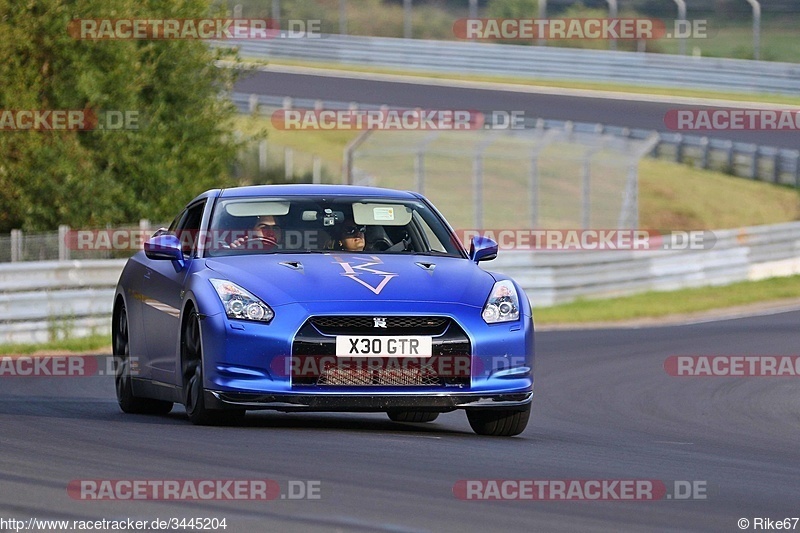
482,280,520,324
209,279,274,323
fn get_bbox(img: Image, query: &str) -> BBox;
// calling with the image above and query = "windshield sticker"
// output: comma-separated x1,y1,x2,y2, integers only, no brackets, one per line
373,207,395,221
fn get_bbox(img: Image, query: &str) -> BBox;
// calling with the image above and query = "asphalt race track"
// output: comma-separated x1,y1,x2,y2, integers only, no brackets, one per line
2,311,798,532
234,70,799,149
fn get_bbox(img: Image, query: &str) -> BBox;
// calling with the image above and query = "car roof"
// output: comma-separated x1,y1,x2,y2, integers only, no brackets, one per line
213,184,420,200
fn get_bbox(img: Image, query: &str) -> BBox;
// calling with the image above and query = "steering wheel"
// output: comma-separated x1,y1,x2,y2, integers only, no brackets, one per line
228,235,278,250
248,236,277,244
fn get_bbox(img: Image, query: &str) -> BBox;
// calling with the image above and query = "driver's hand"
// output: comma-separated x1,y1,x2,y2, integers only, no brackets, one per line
229,237,248,249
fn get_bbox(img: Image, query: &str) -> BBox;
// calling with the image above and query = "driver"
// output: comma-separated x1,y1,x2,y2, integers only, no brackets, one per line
230,215,282,250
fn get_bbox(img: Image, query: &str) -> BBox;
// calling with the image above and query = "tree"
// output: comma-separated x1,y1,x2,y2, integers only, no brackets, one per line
0,0,242,231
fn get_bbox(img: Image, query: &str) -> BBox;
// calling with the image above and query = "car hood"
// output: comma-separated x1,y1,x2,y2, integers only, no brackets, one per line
204,253,495,308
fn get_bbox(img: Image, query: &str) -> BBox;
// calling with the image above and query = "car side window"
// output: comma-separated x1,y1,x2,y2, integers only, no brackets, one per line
174,201,206,256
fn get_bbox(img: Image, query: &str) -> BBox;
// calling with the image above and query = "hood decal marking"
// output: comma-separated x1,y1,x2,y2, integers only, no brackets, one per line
333,255,398,295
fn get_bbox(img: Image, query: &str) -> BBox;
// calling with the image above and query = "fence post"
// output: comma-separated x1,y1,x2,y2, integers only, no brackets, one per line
404,0,412,39
605,0,617,50
673,0,687,55
342,128,374,184
472,133,499,230
529,126,561,230
58,225,70,261
745,0,761,60
724,140,735,173
139,219,151,252
581,155,591,229
313,156,322,184
674,134,684,163
794,152,800,189
340,0,347,35
248,94,259,114
537,0,547,46
469,0,478,41
530,155,539,229
284,147,294,180
10,229,22,262
415,151,425,195
272,0,280,23
259,140,268,173
700,137,709,169
749,145,758,179
473,152,483,229
771,152,780,184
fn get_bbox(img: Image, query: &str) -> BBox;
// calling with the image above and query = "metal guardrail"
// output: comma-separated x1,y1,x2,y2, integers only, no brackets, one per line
223,34,800,95
492,221,800,306
234,93,800,187
3,222,800,343
0,260,124,344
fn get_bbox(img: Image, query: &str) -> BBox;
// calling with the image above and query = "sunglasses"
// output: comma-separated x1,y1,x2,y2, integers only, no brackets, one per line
343,225,366,236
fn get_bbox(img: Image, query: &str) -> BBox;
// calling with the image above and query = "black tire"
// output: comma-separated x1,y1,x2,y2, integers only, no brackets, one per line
387,410,440,423
182,309,245,426
466,404,530,437
114,303,173,415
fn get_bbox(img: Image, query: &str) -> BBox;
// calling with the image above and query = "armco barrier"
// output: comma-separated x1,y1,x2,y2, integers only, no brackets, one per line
492,221,800,306
223,34,800,95
2,222,799,343
0,260,125,344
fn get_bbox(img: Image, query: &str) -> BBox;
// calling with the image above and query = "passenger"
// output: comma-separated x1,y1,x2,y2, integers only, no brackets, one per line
335,220,366,251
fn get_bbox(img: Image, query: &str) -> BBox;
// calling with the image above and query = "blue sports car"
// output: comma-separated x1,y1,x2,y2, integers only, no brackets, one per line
113,185,534,436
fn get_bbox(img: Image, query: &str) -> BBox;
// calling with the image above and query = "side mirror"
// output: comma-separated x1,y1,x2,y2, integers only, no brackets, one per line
145,234,184,266
469,236,498,263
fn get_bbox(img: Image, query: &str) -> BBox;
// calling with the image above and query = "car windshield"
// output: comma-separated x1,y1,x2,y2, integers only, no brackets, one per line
204,196,464,258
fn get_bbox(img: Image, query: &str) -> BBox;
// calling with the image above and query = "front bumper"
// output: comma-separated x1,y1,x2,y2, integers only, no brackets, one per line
205,390,533,412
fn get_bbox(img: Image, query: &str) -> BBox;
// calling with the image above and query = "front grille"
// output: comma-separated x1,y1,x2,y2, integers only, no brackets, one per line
317,364,441,386
311,316,449,335
292,316,471,388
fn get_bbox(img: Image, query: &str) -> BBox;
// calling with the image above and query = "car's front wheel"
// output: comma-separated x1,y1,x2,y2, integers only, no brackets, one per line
466,405,530,436
182,309,245,426
387,410,440,423
114,303,173,415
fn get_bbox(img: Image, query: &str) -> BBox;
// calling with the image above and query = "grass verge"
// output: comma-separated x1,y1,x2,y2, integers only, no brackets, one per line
0,335,111,356
534,275,800,324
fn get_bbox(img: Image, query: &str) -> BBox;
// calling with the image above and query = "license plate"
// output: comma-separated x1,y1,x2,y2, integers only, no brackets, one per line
335,336,433,357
